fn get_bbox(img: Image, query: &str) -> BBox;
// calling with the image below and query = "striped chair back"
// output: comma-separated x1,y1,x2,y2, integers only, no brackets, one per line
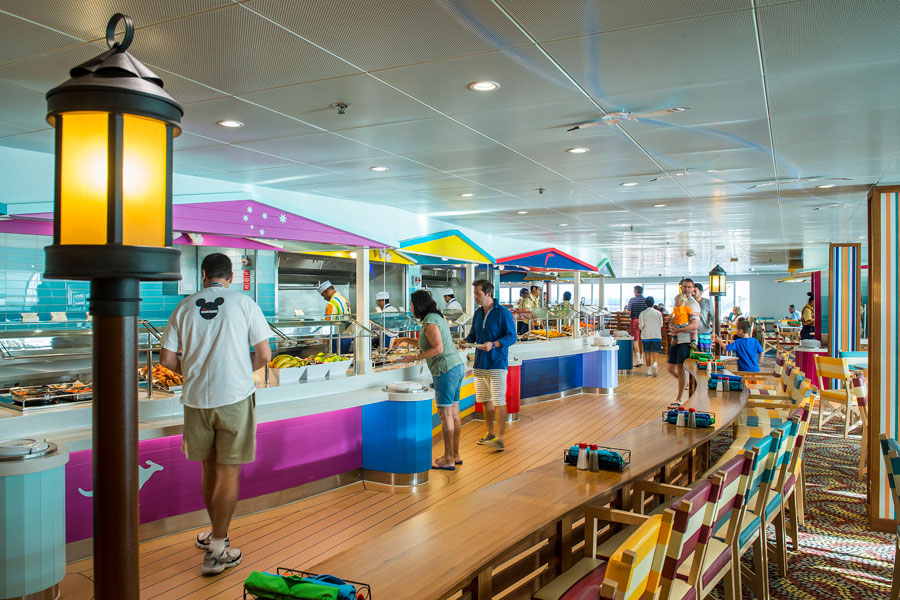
785,406,812,488
743,434,777,516
879,434,900,518
814,355,853,391
708,454,751,540
772,416,802,481
599,510,675,600
660,479,720,596
851,374,868,409
774,353,786,376
751,428,786,518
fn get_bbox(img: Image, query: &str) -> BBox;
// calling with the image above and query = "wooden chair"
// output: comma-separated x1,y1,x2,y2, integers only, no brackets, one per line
759,416,802,578
743,352,788,394
599,512,675,600
726,433,782,600
533,510,674,600
659,479,721,600
778,406,812,549
878,434,900,600
849,374,869,479
813,355,862,438
693,456,748,600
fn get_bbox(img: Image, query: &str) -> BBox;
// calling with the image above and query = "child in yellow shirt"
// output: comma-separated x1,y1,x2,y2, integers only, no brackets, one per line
671,294,692,329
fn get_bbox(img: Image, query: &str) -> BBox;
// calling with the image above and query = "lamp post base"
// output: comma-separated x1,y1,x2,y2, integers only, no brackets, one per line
90,278,140,600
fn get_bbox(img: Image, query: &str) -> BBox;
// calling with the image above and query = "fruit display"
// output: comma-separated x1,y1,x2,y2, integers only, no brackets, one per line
139,364,183,389
269,352,347,368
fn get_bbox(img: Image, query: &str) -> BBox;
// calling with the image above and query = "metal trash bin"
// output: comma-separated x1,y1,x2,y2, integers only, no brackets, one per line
0,439,69,600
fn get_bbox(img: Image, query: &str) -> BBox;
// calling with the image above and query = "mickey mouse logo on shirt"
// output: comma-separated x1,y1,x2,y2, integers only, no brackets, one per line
195,297,225,320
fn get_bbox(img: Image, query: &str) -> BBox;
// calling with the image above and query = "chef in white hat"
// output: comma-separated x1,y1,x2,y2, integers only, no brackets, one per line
442,288,463,312
318,280,352,354
375,291,398,314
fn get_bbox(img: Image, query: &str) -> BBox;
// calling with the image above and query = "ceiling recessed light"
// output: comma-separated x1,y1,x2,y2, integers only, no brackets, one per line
558,223,568,227
816,184,836,189
857,236,866,239
620,182,638,187
370,166,389,172
653,203,667,208
589,232,597,236
468,81,500,92
459,193,474,197
217,120,244,128
566,147,590,154
517,210,528,214
675,218,686,222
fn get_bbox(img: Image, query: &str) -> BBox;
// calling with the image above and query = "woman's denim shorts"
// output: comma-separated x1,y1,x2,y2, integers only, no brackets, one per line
433,363,465,407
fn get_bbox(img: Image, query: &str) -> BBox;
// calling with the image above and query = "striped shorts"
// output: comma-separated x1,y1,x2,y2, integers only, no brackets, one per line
474,369,507,406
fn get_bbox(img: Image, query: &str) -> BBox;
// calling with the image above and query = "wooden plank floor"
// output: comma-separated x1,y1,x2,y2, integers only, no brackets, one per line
61,369,684,599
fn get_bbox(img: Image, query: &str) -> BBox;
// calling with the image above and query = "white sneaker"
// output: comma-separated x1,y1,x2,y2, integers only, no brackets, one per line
651,364,658,377
201,547,242,576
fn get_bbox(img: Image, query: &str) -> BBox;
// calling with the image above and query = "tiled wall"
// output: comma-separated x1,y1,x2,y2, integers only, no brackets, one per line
0,234,276,326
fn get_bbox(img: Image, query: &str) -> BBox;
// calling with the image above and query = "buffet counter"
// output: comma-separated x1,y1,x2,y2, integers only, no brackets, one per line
473,336,618,420
0,357,463,558
0,336,614,559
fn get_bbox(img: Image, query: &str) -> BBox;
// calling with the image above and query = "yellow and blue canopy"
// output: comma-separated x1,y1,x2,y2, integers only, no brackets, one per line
399,229,495,264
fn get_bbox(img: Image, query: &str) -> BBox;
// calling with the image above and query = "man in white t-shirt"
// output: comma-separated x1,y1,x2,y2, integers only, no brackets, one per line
160,253,272,576
638,296,663,376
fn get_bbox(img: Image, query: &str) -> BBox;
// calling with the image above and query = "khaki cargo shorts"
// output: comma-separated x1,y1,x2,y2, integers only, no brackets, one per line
182,394,256,465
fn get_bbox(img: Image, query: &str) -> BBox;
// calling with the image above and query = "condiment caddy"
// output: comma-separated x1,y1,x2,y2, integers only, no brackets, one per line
563,443,631,472
661,408,716,428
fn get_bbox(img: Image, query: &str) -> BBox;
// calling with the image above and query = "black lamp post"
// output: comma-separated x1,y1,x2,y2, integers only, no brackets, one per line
43,14,182,599
708,265,727,359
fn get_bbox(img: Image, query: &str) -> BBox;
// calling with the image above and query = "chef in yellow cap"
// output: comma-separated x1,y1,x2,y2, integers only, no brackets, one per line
318,280,352,354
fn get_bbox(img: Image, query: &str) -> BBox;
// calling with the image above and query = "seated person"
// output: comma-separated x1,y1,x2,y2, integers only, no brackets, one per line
713,320,764,373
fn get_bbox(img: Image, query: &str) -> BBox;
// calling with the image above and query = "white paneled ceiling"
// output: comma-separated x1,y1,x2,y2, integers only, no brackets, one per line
0,0,895,276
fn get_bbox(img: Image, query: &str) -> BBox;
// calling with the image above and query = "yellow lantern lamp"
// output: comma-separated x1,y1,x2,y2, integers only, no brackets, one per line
708,264,727,297
44,13,183,281
42,15,184,598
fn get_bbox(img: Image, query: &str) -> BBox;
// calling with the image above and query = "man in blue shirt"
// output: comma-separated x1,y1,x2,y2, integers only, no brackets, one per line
787,304,801,320
713,320,764,373
463,279,517,451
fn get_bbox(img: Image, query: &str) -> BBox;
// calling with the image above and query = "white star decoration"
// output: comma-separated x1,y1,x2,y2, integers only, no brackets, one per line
242,215,249,222
250,224,254,229
259,229,265,236
262,213,268,220
279,214,287,224
247,206,253,213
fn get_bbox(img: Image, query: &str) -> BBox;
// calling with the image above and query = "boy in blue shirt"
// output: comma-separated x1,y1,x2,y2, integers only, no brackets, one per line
713,320,764,373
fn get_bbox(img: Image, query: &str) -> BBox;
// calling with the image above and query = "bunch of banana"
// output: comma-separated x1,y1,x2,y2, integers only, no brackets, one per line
312,352,347,363
269,355,305,368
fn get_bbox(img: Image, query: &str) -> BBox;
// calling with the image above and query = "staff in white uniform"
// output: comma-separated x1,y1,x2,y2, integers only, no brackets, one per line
375,291,399,314
375,291,398,348
443,288,463,312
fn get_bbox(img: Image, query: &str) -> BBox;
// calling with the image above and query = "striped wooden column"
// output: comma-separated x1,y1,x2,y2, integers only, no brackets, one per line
827,243,861,357
868,186,899,530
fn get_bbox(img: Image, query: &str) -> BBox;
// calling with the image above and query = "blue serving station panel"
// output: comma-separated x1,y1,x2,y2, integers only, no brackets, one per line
362,394,433,475
520,354,584,399
616,338,633,371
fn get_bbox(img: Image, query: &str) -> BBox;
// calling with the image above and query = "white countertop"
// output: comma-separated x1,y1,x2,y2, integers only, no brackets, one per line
0,340,595,451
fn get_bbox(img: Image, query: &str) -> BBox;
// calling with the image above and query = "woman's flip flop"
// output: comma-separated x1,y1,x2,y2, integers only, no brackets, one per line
432,462,455,471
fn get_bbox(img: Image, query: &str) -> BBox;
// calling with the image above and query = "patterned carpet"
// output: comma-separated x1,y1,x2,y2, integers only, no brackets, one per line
708,418,894,599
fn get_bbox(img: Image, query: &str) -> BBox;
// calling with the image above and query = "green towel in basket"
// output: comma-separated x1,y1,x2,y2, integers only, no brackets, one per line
244,571,291,599
244,571,340,600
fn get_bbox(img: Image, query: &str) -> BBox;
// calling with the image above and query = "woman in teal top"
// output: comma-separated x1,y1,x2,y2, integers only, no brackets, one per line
392,290,465,470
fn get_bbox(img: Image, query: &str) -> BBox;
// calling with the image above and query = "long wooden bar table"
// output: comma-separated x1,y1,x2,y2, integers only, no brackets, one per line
308,389,747,600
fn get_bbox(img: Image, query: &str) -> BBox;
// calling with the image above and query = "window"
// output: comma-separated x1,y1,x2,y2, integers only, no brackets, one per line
604,284,622,311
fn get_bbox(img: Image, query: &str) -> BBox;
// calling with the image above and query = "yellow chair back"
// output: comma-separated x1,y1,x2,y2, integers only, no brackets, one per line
600,511,674,600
